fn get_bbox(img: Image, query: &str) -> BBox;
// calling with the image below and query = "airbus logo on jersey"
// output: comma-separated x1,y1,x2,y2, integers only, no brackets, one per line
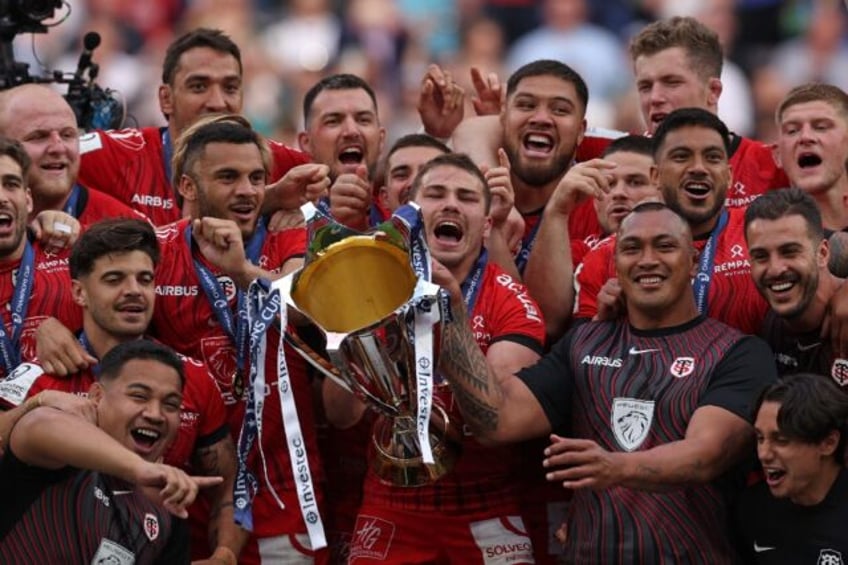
155,285,199,297
581,355,623,368
131,193,174,210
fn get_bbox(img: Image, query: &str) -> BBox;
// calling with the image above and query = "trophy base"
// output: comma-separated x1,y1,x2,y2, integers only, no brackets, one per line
370,407,460,487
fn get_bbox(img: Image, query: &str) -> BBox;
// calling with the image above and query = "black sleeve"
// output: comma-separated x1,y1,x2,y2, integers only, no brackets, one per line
700,335,778,422
516,330,575,435
159,516,191,564
0,447,71,540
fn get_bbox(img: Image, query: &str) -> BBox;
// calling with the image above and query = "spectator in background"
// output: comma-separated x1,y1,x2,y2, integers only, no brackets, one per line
507,0,629,127
771,1,848,93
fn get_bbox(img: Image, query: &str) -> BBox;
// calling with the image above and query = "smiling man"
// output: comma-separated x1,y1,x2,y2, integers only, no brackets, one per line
573,108,769,335
524,134,659,339
0,339,222,564
0,84,149,227
0,218,241,564
744,187,846,384
433,200,776,563
154,115,326,563
736,373,848,564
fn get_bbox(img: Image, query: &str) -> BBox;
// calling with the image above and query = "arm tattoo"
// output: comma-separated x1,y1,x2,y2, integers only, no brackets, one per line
438,308,501,433
194,436,237,477
828,232,848,278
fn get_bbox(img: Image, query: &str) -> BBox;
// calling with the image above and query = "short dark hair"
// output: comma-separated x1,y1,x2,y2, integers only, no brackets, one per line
302,73,378,126
744,187,824,244
172,114,270,181
70,219,159,279
652,107,730,158
161,28,242,85
629,16,723,81
99,339,185,389
0,135,30,178
378,133,451,183
754,373,848,462
777,83,848,125
603,134,654,159
386,133,450,162
505,59,589,113
409,153,492,213
618,201,691,239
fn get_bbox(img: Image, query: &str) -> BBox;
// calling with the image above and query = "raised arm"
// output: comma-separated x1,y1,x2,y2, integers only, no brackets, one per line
10,406,222,517
524,159,614,339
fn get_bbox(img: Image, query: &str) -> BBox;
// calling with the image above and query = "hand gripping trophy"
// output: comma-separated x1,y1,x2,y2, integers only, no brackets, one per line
259,202,460,488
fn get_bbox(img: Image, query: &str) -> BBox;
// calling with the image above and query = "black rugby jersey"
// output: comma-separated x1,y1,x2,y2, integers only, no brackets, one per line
519,315,776,564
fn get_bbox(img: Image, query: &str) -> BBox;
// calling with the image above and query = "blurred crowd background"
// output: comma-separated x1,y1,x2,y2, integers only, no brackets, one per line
12,0,848,146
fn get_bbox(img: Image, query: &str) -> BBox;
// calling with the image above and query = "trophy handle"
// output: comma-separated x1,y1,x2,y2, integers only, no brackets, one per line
283,331,353,393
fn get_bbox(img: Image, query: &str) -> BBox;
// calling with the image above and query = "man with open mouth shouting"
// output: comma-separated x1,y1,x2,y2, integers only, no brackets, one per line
736,373,848,563
0,339,223,564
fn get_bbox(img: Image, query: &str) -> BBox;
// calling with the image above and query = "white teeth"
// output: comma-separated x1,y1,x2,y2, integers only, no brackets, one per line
638,276,661,284
134,428,160,439
770,281,793,292
527,134,551,144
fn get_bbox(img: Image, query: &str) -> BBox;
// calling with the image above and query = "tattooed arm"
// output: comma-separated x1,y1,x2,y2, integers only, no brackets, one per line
193,436,248,564
828,231,848,278
433,261,551,444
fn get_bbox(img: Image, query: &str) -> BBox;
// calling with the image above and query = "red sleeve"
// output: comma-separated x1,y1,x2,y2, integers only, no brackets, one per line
79,188,152,228
574,129,627,162
266,227,307,269
78,129,147,203
574,239,615,320
571,239,591,268
567,198,602,246
268,141,311,183
479,265,546,352
184,359,229,444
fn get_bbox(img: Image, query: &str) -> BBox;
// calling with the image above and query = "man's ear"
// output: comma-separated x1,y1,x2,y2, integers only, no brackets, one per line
158,84,173,119
297,131,311,154
706,77,723,110
88,381,104,405
71,279,86,307
177,174,198,203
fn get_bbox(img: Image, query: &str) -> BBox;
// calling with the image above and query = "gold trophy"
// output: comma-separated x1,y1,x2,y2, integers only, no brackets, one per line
275,202,459,486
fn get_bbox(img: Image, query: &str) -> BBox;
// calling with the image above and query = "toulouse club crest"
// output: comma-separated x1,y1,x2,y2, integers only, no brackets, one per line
831,359,848,387
143,513,159,542
612,398,655,452
670,357,695,379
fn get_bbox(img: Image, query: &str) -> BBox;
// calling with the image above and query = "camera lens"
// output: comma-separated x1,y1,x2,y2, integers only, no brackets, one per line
16,0,61,22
